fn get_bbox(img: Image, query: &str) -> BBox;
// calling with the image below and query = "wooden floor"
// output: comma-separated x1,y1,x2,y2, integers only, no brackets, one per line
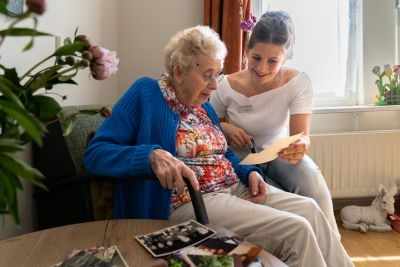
340,225,400,267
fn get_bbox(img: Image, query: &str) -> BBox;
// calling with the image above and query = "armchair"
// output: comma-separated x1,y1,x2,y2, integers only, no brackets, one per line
33,105,112,229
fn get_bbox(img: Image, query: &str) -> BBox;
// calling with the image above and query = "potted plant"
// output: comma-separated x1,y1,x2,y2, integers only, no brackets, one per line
0,0,118,223
373,64,400,105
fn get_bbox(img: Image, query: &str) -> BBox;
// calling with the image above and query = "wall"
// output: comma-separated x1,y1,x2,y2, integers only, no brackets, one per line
363,0,397,104
117,0,203,92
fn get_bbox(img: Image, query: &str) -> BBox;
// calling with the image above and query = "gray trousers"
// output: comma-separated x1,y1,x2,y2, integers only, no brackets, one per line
262,155,340,237
170,183,353,267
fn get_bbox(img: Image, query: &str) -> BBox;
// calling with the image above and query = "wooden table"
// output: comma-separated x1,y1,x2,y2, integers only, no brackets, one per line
0,219,286,267
0,219,169,267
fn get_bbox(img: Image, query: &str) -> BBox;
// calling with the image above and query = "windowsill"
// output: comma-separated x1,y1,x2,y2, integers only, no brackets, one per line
312,105,400,114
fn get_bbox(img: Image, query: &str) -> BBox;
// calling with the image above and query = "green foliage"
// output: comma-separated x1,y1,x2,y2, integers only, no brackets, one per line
0,3,106,224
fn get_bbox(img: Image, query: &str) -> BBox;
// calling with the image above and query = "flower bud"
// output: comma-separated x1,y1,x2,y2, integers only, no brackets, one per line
82,51,93,61
26,0,47,15
75,35,92,47
89,46,119,80
65,56,76,66
78,59,90,69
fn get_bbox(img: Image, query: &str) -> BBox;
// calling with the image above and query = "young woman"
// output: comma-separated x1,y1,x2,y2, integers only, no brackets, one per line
210,11,339,236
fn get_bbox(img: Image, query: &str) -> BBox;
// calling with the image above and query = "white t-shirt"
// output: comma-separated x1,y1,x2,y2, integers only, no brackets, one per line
210,72,313,157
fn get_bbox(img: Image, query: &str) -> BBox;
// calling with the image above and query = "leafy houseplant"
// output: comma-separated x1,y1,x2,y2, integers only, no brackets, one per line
373,64,400,105
0,0,118,223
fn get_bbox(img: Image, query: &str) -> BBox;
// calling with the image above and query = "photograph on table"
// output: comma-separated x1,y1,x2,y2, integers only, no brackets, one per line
51,245,128,267
135,220,216,257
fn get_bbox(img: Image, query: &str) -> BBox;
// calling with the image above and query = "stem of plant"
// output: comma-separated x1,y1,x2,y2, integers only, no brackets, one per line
20,54,55,81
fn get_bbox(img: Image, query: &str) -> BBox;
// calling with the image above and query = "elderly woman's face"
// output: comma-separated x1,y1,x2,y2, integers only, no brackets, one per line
174,54,223,106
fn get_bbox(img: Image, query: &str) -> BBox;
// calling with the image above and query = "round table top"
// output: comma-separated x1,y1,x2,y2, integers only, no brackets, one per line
0,219,173,267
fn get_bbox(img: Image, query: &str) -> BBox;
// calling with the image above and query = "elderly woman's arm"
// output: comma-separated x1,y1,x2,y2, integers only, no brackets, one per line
84,80,160,179
224,148,261,186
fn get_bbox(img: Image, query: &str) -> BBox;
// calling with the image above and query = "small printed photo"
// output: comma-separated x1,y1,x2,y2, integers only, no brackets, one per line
135,220,216,257
197,235,240,255
51,246,128,267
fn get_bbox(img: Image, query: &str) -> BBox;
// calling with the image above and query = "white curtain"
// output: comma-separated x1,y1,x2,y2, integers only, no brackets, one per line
344,0,363,105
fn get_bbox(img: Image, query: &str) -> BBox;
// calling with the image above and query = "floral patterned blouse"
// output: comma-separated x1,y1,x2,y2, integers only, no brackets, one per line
158,75,239,209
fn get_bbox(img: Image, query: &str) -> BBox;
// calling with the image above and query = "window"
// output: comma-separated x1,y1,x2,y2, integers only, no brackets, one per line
252,0,399,107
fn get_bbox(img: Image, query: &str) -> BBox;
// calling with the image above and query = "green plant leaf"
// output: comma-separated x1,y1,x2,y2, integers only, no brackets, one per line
0,76,24,107
32,95,62,121
0,153,45,188
22,38,34,52
0,100,46,145
28,65,63,92
54,41,88,56
0,138,24,153
0,65,20,85
0,27,52,37
74,27,79,38
0,167,17,198
0,169,20,224
48,77,78,86
0,1,8,15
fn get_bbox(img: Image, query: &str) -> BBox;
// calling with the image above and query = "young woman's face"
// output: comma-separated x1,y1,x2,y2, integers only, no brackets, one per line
247,42,287,84
175,54,223,106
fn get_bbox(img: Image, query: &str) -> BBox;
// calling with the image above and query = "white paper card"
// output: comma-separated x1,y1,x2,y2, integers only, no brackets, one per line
240,133,303,165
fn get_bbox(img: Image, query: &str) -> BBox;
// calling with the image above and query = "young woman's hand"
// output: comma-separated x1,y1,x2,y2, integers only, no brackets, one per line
150,149,199,194
278,136,309,164
247,171,268,204
221,122,252,150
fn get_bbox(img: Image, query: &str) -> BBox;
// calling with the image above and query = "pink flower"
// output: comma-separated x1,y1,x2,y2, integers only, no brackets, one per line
240,15,257,32
393,65,400,75
26,0,47,15
89,46,119,80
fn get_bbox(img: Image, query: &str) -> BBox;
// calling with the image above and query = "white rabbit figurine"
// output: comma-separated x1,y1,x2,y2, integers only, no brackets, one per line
340,184,397,232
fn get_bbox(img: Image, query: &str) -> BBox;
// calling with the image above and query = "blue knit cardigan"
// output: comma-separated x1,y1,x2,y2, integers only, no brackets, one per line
84,77,259,220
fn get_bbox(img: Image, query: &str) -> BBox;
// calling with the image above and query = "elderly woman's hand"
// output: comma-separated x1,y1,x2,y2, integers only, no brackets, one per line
247,171,268,204
150,149,199,194
278,136,309,165
221,122,252,150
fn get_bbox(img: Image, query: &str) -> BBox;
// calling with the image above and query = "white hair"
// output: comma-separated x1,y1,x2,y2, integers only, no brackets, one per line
164,25,227,76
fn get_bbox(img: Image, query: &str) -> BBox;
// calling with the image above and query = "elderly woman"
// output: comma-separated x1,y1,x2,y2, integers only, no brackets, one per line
84,26,353,267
